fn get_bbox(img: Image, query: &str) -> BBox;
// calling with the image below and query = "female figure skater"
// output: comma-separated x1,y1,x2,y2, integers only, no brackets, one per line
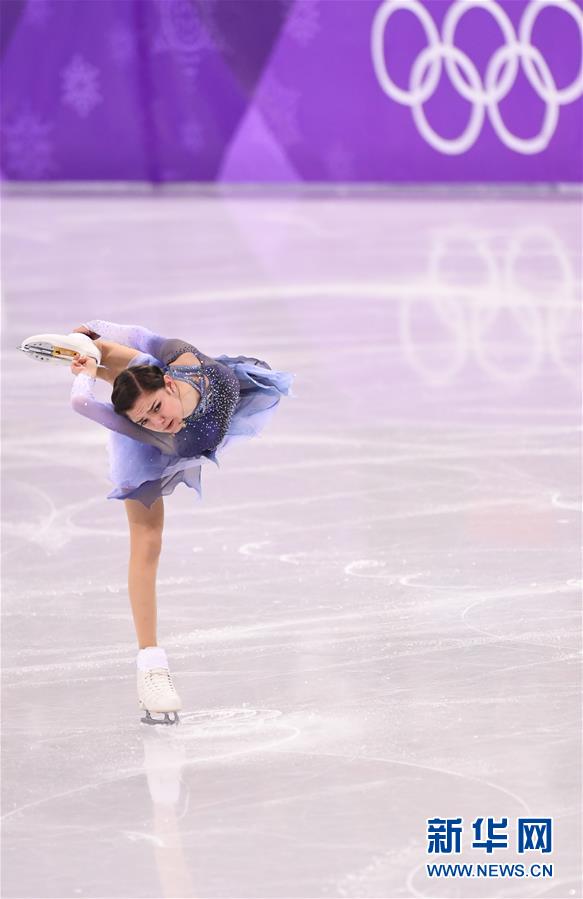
20,320,294,725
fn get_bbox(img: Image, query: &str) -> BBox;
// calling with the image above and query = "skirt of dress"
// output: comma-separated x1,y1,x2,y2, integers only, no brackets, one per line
106,352,294,508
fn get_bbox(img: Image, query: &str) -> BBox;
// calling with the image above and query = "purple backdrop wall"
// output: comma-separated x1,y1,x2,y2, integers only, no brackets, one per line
1,0,582,182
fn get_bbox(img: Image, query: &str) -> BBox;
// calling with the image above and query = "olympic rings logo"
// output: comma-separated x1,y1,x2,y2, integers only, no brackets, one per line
371,0,583,154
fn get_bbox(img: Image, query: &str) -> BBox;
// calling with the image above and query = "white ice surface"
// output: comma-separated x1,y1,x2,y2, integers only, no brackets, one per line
1,187,581,899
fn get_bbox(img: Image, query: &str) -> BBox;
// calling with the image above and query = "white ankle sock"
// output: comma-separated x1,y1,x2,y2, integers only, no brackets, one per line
137,646,169,671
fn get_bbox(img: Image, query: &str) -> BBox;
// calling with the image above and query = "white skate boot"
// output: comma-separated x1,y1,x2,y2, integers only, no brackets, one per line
137,646,182,726
19,331,102,366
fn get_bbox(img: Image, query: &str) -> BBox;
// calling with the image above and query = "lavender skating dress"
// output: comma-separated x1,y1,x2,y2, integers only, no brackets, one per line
70,321,294,508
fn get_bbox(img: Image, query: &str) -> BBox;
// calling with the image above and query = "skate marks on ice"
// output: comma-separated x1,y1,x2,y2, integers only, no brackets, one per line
2,705,308,899
1,705,303,825
316,747,579,899
170,706,301,761
1,194,580,896
263,746,531,899
2,736,537,899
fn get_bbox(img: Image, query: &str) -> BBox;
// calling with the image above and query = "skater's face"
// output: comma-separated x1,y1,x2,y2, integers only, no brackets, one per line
127,378,185,434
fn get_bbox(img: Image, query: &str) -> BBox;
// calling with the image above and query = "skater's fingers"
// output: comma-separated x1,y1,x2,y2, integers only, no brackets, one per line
70,355,89,375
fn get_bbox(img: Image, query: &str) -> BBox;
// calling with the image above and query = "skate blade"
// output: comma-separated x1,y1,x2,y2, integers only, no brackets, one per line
140,710,180,726
18,345,104,367
19,342,81,362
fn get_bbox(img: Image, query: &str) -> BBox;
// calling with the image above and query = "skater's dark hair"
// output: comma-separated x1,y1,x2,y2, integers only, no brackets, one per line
111,365,166,417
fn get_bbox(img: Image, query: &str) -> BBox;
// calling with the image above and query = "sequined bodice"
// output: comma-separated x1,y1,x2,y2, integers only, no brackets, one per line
165,349,240,458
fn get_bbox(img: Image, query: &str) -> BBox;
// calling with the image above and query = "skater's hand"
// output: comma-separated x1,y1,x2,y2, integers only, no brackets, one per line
71,354,98,378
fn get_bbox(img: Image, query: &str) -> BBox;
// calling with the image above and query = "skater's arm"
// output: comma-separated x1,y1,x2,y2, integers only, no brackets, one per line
70,373,175,453
84,321,199,367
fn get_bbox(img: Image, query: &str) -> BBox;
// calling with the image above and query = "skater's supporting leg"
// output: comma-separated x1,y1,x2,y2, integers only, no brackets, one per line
125,497,164,649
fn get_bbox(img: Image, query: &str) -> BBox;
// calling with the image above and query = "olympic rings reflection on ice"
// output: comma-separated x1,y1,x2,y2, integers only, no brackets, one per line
400,225,578,385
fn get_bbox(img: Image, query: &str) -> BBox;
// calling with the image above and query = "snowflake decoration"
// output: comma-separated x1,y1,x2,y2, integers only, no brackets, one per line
152,0,215,80
109,24,135,67
2,110,56,178
259,77,302,147
286,0,320,47
181,119,204,153
61,54,103,119
161,0,204,50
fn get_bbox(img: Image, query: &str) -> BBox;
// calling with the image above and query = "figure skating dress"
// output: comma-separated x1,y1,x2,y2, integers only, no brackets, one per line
70,321,294,507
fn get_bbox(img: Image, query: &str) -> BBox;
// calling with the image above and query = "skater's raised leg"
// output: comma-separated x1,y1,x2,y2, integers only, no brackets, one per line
96,340,142,384
82,339,141,385
72,326,142,384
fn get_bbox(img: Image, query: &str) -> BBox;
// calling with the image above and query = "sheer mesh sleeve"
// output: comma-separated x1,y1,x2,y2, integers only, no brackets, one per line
85,320,166,358
154,338,201,366
70,373,175,454
84,321,199,367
